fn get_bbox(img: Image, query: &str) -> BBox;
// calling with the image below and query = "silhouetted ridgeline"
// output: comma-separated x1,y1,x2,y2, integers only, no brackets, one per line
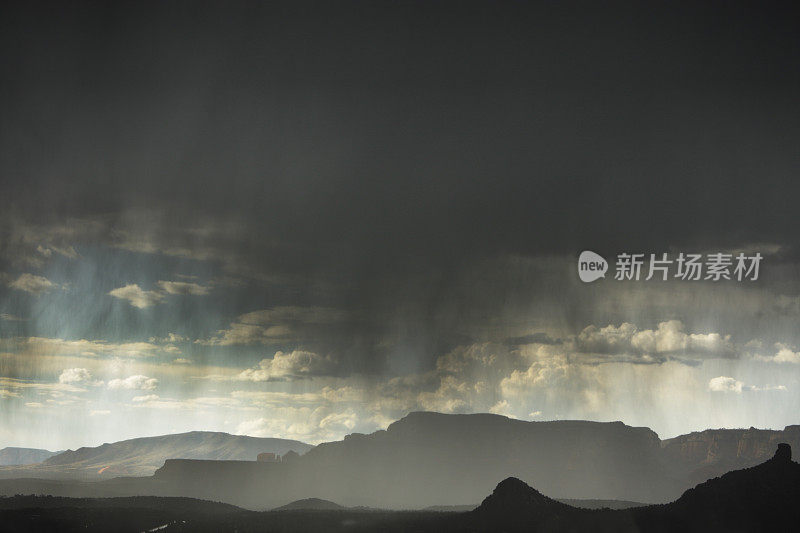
2,412,800,511
273,497,345,511
457,443,800,532
2,444,796,532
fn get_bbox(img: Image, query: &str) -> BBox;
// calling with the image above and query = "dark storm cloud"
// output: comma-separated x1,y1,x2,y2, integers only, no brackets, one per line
503,333,561,347
3,1,800,261
2,0,800,376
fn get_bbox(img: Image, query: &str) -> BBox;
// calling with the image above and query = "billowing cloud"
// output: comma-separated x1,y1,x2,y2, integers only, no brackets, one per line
573,320,735,363
576,323,639,354
8,273,57,294
107,375,159,391
238,350,337,381
108,284,165,308
708,376,786,393
436,342,521,374
58,368,102,386
708,376,747,393
771,344,800,364
747,342,800,364
236,407,364,443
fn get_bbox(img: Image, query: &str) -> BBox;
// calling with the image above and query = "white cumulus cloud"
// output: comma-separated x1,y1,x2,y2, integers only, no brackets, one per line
9,273,57,294
238,351,336,381
108,284,165,308
708,376,786,393
107,375,159,391
708,376,746,393
58,368,103,386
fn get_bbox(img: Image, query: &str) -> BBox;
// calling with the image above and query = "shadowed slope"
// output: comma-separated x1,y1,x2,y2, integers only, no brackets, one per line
0,447,59,466
0,431,311,479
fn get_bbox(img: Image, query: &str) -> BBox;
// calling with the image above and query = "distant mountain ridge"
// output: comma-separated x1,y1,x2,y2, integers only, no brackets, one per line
0,447,60,466
2,412,799,512
0,431,311,479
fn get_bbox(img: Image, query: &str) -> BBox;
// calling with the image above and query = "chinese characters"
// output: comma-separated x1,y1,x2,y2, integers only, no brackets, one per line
613,252,761,281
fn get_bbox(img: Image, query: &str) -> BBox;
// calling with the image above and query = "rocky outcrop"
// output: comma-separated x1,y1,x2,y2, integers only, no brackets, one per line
660,426,800,486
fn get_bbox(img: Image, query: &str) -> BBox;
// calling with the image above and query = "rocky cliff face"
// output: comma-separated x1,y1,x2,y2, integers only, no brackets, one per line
660,426,800,486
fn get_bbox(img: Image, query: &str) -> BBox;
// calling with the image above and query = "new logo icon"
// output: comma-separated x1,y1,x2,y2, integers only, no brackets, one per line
578,251,608,282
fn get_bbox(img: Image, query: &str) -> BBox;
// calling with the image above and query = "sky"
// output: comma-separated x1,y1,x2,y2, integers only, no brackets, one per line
2,1,800,450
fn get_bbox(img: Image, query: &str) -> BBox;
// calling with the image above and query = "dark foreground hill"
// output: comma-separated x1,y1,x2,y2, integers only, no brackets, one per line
273,498,344,511
0,495,245,533
636,442,800,532
2,443,796,532
0,431,311,480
